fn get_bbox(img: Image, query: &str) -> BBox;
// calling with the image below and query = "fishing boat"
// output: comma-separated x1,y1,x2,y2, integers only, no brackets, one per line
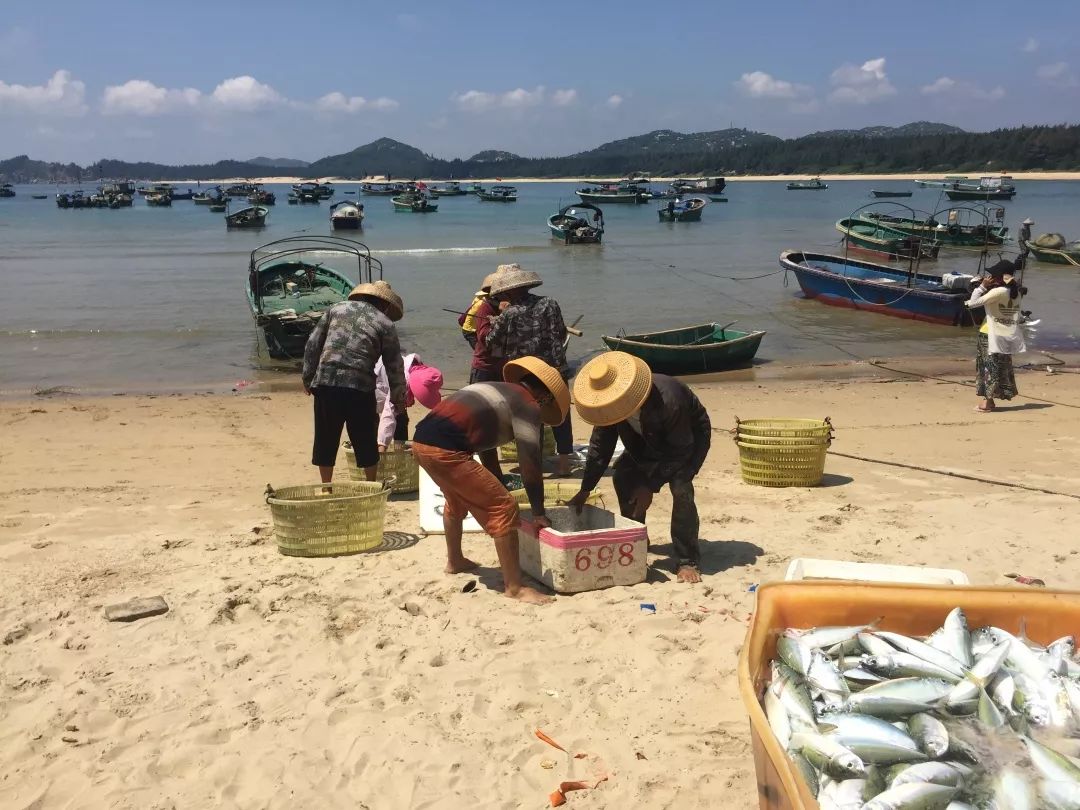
916,175,968,189
707,195,728,202
330,200,365,230
209,201,228,213
864,207,1008,247
292,182,325,203
477,184,518,202
787,178,828,190
145,192,172,207
779,250,982,326
468,183,486,195
548,203,604,244
871,190,913,198
391,192,438,212
247,236,383,360
193,187,225,205
658,197,707,222
286,194,299,205
671,177,726,195
171,189,195,200
945,176,1016,201
361,181,403,195
225,182,258,198
431,181,469,196
248,187,276,205
1026,234,1080,267
0,184,16,198
835,218,939,262
226,205,269,229
32,194,48,200
601,322,765,375
576,181,649,204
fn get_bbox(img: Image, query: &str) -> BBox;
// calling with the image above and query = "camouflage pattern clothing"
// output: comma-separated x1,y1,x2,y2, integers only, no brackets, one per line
483,294,567,370
302,300,407,409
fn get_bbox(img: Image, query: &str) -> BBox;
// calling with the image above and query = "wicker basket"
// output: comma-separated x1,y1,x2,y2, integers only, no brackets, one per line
500,427,557,461
509,480,605,509
344,442,419,494
734,418,833,488
266,480,392,557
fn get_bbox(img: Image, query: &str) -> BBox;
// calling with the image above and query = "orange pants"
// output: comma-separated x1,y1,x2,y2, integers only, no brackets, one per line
412,443,520,537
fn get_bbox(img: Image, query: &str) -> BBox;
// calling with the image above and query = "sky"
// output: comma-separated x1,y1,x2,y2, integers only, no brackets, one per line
1,0,1078,165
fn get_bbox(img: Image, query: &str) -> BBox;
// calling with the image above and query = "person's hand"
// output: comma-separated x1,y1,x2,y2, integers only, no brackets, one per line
533,514,552,530
498,299,510,312
377,444,386,453
629,486,653,516
566,490,590,514
304,385,312,396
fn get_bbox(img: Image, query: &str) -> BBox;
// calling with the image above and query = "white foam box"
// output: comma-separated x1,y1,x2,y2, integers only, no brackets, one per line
418,466,485,534
784,557,970,585
518,505,648,594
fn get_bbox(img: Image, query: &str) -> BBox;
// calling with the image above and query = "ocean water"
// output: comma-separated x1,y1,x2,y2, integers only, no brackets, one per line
1,180,1077,393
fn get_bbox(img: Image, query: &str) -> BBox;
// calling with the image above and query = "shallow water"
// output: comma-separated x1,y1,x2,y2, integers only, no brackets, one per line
1,180,1077,393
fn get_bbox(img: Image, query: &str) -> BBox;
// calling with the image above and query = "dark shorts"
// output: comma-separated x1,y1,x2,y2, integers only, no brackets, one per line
312,386,378,468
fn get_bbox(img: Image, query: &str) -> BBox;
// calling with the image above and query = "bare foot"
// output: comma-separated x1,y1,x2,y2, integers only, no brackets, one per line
445,558,480,574
506,586,554,606
677,566,702,584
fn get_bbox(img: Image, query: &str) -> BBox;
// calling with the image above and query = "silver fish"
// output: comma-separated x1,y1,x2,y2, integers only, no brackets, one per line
789,750,820,799
861,781,957,810
794,621,880,651
790,732,866,780
933,608,973,669
988,671,1019,718
977,686,1006,729
765,682,793,750
860,631,900,658
822,777,868,809
1014,671,1053,727
819,712,926,764
873,632,968,680
862,652,964,684
774,675,818,732
809,649,851,703
778,631,815,678
1023,735,1080,784
945,640,1011,710
890,761,963,789
908,713,949,759
1041,779,1080,810
847,678,954,720
996,767,1037,810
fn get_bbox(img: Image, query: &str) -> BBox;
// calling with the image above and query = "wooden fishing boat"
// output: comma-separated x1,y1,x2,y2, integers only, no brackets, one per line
944,176,1015,201
171,189,195,200
0,184,16,198
468,183,486,196
193,187,225,205
247,236,383,360
226,205,269,228
787,178,828,190
225,182,258,197
863,210,1008,247
835,218,939,262
779,250,982,326
577,181,649,204
916,175,968,189
671,177,726,195
1026,242,1080,267
871,190,913,198
431,181,469,196
477,184,518,202
145,192,172,207
548,203,604,244
248,187,276,205
361,182,403,195
391,193,438,212
658,197,707,222
31,194,48,200
330,200,364,230
601,322,765,375
209,201,228,213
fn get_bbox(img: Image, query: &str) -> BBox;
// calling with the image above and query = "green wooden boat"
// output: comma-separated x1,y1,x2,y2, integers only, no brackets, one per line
1027,243,1080,267
863,211,1008,247
601,322,765,375
392,193,438,212
835,218,939,262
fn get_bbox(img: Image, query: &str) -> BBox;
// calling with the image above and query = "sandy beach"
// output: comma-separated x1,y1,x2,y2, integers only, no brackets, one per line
2,363,1079,809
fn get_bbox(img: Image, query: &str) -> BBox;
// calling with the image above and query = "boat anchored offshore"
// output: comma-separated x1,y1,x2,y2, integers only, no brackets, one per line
602,322,765,375
477,184,518,202
391,191,438,212
330,200,365,230
548,203,604,244
1026,233,1080,267
670,177,726,196
871,189,913,198
787,177,828,190
658,196,707,222
431,181,469,196
945,176,1016,201
835,217,939,262
576,181,650,204
226,205,269,229
247,236,383,360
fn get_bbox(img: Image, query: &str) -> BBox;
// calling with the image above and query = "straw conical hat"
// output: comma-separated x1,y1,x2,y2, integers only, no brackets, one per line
349,280,404,321
573,351,653,426
503,356,570,426
489,267,542,296
479,263,518,294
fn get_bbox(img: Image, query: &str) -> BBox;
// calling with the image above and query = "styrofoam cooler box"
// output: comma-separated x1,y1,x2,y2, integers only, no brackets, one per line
519,505,648,594
784,557,970,585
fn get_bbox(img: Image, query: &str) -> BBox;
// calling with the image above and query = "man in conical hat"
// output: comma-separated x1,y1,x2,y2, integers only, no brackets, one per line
412,355,570,605
567,352,711,583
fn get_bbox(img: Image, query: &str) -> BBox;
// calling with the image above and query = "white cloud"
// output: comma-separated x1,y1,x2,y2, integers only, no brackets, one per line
1022,37,1039,53
606,94,624,109
102,79,201,116
1036,61,1078,87
920,76,1005,101
551,88,578,106
828,58,897,104
452,86,547,111
735,71,810,100
315,91,399,113
210,75,283,111
0,69,87,115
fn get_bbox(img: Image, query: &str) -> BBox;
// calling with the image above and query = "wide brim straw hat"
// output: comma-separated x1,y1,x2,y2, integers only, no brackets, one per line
1022,217,1035,225
503,356,570,426
573,351,653,426
348,280,404,321
488,267,542,297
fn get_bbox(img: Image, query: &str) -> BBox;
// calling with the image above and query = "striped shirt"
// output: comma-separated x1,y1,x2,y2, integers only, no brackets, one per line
413,382,545,514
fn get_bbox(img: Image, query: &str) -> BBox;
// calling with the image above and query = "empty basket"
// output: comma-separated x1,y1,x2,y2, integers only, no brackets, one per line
344,442,419,494
266,480,392,557
735,417,832,487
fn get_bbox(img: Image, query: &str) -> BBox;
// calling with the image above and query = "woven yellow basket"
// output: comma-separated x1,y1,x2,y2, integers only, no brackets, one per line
735,417,833,440
266,480,392,557
509,480,605,508
734,418,833,488
344,442,419,494
500,427,557,461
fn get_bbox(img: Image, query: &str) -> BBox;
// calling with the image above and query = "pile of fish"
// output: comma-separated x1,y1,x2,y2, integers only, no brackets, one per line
764,608,1080,808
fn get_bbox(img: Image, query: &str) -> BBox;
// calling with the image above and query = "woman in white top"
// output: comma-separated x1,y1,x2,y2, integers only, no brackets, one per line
373,353,443,450
965,259,1026,413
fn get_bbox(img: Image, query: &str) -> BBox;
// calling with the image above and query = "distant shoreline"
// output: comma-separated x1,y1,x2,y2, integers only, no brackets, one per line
147,171,1080,185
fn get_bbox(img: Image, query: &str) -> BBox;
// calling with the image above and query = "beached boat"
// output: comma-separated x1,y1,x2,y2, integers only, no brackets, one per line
658,197,707,222
835,218,939,262
945,176,1016,201
477,185,518,202
864,209,1008,247
871,190,913,198
577,182,649,204
330,200,364,230
226,205,269,229
391,193,438,212
779,250,981,326
431,181,469,196
145,192,172,207
247,236,383,360
1026,243,1080,267
248,188,276,205
361,182,403,195
787,178,828,190
548,203,604,244
0,184,16,198
671,177,726,195
601,322,765,375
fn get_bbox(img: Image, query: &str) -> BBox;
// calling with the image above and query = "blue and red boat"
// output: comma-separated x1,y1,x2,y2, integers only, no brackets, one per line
778,250,983,327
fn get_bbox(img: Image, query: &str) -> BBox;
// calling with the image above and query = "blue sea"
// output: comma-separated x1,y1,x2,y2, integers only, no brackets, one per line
1,180,1077,394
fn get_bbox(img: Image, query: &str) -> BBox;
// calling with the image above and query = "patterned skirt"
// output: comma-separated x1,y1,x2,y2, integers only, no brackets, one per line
975,333,1017,400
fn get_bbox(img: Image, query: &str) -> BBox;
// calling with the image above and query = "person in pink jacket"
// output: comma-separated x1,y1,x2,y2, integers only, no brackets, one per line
373,354,444,450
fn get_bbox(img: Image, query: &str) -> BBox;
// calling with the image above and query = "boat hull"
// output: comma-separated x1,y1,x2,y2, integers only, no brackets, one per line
863,214,1008,247
871,191,913,198
577,191,644,204
658,208,702,222
548,223,602,244
945,189,1015,201
779,250,980,326
1027,245,1080,266
331,217,362,230
601,324,765,375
